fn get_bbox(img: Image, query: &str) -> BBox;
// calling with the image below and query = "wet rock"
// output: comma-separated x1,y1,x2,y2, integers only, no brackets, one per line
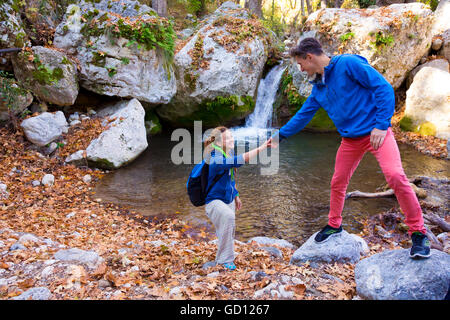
290,230,369,265
355,249,450,300
11,287,52,300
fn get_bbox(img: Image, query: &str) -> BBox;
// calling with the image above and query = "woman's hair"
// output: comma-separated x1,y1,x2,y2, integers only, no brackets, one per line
289,37,324,59
203,126,228,159
203,126,237,179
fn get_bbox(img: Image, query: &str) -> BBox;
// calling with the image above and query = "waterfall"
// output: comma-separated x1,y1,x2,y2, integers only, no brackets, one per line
230,62,286,143
245,63,286,129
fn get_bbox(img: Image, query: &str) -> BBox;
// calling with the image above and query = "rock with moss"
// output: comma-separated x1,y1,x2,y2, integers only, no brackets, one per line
53,0,176,105
0,1,31,49
65,98,148,169
299,3,434,89
157,2,272,127
403,66,450,140
11,46,78,106
0,75,33,122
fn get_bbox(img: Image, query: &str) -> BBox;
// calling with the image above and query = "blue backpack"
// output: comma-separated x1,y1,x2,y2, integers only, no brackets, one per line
186,160,227,207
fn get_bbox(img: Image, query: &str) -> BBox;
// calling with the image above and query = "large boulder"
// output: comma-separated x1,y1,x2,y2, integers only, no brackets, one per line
65,98,148,169
20,111,68,147
406,58,449,89
300,3,434,89
402,66,450,140
431,0,450,37
12,46,79,106
156,1,273,128
355,249,450,300
438,29,450,63
290,230,369,265
53,0,176,105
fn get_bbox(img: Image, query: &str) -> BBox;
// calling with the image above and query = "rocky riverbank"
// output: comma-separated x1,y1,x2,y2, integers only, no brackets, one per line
1,123,449,300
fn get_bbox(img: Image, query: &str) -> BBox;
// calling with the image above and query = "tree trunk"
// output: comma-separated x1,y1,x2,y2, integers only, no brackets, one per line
152,0,167,17
305,0,312,15
244,0,263,18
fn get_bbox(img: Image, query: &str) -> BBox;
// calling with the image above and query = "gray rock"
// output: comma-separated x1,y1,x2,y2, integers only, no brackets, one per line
355,249,450,300
290,230,369,265
54,248,103,269
431,0,450,36
261,246,283,259
83,174,92,183
202,261,217,269
249,271,267,281
405,66,450,140
42,174,55,186
20,111,68,147
12,287,52,300
69,98,148,169
70,119,81,126
98,279,112,288
248,236,295,249
10,242,27,251
12,46,79,106
406,58,449,89
18,233,40,244
53,1,175,104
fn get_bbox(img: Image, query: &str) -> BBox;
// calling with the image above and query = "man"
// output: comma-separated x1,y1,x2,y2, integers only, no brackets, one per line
269,38,431,259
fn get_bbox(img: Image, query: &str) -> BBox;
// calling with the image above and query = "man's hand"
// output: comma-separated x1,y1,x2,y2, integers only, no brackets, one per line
235,196,242,211
370,128,387,150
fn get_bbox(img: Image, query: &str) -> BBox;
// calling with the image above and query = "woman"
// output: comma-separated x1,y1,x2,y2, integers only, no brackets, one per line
203,126,271,270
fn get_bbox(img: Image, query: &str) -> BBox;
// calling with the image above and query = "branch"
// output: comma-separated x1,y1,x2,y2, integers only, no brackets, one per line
424,213,450,232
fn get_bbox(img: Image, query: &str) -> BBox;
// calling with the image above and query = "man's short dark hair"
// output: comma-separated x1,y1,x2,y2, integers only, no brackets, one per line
289,37,324,58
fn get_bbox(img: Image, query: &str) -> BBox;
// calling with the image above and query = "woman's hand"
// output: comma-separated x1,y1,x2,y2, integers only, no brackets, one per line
235,196,242,211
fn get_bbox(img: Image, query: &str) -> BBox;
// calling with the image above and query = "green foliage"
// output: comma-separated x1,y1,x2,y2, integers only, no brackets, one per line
31,54,64,86
357,0,376,8
340,32,355,43
106,66,117,77
370,31,394,53
120,57,130,65
0,71,28,113
418,0,439,11
399,115,415,132
341,0,359,9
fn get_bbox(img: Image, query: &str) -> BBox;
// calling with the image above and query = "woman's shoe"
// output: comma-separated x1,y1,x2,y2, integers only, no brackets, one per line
222,262,236,270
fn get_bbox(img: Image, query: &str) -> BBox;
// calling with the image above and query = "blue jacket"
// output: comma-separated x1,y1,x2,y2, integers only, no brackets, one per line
276,54,395,140
205,150,244,205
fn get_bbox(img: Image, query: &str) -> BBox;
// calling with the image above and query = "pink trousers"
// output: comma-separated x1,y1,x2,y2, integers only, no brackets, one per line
328,128,426,235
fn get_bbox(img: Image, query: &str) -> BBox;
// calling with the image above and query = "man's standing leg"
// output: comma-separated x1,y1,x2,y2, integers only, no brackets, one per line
315,137,366,243
369,128,430,258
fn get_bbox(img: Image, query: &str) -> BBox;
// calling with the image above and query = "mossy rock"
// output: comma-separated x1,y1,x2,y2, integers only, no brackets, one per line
399,116,437,137
288,103,337,132
163,95,255,128
399,115,415,132
417,122,436,136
